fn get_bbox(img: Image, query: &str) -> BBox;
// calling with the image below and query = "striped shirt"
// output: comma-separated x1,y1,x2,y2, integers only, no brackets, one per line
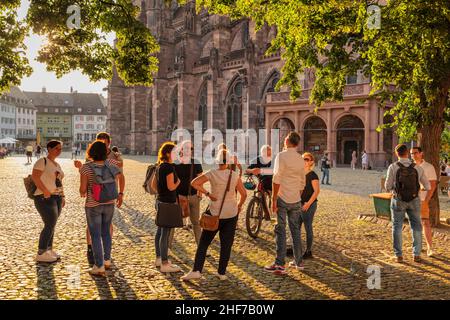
80,159,121,208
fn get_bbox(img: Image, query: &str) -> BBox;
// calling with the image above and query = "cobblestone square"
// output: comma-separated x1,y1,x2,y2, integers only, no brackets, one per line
0,155,449,300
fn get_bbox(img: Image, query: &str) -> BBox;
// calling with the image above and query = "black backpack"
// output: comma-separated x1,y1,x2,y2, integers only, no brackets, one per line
394,162,420,202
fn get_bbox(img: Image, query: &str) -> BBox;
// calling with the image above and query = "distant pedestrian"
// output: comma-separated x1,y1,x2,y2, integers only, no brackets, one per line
411,147,437,257
31,140,65,263
79,140,125,276
351,150,357,170
299,152,320,259
385,144,430,263
36,145,42,159
26,144,33,164
181,149,247,281
71,145,77,160
264,131,306,274
362,150,369,170
320,153,331,185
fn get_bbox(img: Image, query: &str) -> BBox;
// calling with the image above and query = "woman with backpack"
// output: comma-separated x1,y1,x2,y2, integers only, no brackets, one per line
79,141,125,276
181,149,247,281
31,140,65,263
151,142,183,273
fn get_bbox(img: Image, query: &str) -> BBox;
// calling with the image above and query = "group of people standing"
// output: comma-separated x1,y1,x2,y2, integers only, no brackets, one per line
149,131,321,280
385,144,437,261
30,129,438,282
31,132,125,276
350,150,370,170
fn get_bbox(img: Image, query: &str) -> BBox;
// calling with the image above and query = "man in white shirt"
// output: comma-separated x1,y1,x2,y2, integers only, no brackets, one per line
411,147,437,257
264,132,306,273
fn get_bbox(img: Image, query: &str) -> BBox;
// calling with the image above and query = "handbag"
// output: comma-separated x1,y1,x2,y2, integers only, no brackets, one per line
155,165,184,228
24,158,47,199
178,162,194,218
200,169,233,232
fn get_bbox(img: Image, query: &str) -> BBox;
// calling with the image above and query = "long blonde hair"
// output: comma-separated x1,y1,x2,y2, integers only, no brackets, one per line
303,152,315,173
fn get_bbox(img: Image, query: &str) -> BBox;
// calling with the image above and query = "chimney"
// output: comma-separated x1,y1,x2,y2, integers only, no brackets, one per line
42,86,46,93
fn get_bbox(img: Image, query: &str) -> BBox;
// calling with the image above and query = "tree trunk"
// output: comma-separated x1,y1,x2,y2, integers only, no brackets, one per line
417,88,448,227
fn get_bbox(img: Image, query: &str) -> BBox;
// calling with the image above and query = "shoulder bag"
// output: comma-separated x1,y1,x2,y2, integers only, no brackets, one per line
199,169,233,232
155,165,184,228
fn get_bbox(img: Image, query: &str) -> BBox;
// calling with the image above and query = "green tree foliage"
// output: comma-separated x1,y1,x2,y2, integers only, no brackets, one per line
195,0,450,224
0,0,32,91
0,0,160,92
27,0,160,86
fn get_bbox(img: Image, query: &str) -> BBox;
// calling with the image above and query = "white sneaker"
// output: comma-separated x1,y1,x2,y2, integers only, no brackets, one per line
181,271,202,281
160,263,181,273
49,250,61,260
289,261,305,271
89,265,106,276
216,273,228,281
427,249,434,257
35,251,58,263
104,260,112,270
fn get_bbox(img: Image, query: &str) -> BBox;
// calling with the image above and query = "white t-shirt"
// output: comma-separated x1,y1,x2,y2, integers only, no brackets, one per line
418,161,437,201
205,169,240,219
33,157,65,196
362,153,369,164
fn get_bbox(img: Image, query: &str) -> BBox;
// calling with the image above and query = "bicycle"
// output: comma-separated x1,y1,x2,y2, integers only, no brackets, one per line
244,174,272,238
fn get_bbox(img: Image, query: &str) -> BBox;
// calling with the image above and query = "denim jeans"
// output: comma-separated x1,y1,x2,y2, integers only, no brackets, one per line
154,200,173,262
155,226,172,262
193,215,238,275
321,168,330,184
391,197,422,257
34,195,62,253
85,204,115,267
275,198,303,266
299,201,317,252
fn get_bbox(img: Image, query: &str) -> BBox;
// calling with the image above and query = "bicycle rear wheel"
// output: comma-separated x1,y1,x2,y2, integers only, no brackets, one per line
246,197,263,238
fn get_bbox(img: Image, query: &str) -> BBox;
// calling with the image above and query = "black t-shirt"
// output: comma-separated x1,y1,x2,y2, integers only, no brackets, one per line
301,171,319,203
248,156,273,191
157,163,178,203
175,159,203,196
321,157,330,169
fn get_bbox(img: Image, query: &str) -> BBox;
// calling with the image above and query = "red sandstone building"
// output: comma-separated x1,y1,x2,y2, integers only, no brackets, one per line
107,0,396,168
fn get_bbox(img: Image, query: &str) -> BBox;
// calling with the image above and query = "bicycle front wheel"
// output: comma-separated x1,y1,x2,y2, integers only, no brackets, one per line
246,197,263,239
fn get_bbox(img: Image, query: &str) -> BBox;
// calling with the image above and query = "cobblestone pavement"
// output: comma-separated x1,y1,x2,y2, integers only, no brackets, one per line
0,156,449,300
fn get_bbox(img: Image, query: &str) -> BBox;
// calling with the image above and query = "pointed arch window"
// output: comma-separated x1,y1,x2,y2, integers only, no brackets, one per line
198,85,207,130
170,86,178,128
226,79,243,129
259,72,280,128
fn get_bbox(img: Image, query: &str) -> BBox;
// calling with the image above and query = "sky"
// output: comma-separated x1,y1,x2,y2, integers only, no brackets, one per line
17,1,113,96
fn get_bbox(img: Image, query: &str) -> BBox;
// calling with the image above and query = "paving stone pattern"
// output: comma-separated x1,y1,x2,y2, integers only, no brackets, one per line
0,156,448,300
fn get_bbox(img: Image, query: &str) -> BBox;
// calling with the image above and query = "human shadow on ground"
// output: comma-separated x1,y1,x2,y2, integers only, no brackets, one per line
107,265,138,300
36,262,58,300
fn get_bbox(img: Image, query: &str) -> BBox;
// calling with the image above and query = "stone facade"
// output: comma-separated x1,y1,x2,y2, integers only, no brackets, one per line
25,89,106,149
107,0,285,155
107,0,396,167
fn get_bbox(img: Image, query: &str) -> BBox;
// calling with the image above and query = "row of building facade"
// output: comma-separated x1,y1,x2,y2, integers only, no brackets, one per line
0,86,107,150
106,0,397,168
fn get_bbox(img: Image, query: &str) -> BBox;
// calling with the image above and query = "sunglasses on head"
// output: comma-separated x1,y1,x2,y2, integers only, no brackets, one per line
304,158,312,162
